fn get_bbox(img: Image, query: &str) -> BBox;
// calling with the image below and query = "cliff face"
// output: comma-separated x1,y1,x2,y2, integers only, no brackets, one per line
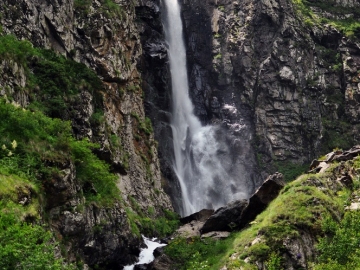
2,0,360,268
177,0,360,177
0,0,173,268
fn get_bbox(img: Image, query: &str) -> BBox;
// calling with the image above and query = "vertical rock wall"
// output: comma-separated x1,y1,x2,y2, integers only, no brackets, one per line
178,0,360,176
0,0,173,268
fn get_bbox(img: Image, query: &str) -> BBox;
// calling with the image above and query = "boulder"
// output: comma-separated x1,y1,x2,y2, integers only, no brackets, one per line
200,199,249,233
180,209,215,224
200,173,285,234
152,254,175,270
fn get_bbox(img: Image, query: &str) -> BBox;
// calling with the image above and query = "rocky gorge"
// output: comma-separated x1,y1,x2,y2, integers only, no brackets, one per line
1,0,360,269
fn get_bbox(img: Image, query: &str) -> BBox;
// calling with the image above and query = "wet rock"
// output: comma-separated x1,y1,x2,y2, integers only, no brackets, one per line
135,264,151,270
152,254,175,270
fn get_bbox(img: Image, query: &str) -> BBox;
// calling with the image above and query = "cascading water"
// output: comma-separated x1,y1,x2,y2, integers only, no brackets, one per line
163,0,252,216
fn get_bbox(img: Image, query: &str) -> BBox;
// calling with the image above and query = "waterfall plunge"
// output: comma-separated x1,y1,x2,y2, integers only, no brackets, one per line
163,0,249,216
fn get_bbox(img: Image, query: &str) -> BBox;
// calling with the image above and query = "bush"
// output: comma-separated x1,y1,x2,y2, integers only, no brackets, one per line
0,212,74,269
0,100,120,206
315,211,360,268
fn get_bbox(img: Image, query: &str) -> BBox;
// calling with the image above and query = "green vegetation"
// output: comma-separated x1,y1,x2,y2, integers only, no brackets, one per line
0,35,104,120
0,99,119,206
165,236,236,270
291,0,360,39
274,161,308,182
0,212,74,269
74,0,92,15
315,211,360,269
321,119,353,152
126,207,180,238
74,0,123,18
165,157,358,269
101,0,123,18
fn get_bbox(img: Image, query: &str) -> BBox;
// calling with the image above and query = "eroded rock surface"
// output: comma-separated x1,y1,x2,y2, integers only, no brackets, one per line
0,0,172,267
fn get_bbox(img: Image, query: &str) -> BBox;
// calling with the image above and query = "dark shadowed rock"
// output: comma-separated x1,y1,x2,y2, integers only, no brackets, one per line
200,173,285,234
180,209,215,224
250,172,285,205
152,254,175,270
153,246,165,258
200,199,249,233
134,264,151,270
240,172,285,224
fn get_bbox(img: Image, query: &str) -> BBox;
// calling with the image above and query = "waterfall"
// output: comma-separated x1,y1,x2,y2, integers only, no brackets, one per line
163,0,251,216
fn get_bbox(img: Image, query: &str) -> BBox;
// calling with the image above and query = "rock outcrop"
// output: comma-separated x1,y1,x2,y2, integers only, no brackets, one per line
177,0,360,176
0,0,173,268
201,172,285,233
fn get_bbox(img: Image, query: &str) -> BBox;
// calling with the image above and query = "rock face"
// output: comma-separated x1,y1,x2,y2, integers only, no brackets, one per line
177,0,360,175
0,0,173,268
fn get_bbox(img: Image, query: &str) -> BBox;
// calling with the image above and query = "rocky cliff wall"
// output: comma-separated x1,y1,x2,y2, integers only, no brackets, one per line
0,0,173,268
177,0,360,178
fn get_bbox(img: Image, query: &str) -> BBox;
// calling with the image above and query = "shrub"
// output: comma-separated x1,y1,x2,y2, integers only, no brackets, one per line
0,99,120,206
0,212,74,269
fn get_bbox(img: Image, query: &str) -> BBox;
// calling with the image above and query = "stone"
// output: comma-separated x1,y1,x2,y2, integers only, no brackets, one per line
201,231,231,240
200,200,249,234
200,173,285,234
180,209,215,224
152,254,175,270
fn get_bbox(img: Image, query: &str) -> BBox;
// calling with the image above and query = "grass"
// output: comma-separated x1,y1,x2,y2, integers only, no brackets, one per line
0,174,40,221
0,212,75,270
0,99,120,206
165,235,236,270
165,160,353,269
0,35,104,121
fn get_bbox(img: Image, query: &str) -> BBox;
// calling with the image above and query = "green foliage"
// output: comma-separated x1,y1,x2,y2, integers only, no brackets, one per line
321,119,353,152
100,0,123,18
0,35,38,65
70,139,119,205
131,113,154,136
240,243,270,260
265,253,283,270
274,161,308,182
0,174,39,221
29,49,103,118
292,0,360,39
315,211,360,269
165,236,235,270
74,0,92,15
0,100,120,206
0,212,74,269
0,35,104,121
126,207,180,238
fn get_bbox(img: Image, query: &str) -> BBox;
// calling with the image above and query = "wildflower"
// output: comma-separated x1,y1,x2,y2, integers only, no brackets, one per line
1,144,6,150
7,151,12,156
11,140,17,149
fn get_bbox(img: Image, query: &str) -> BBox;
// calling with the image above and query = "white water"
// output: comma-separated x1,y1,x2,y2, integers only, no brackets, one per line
163,0,249,216
123,236,167,270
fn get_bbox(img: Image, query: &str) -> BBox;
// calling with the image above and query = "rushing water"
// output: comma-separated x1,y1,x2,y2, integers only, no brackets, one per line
163,0,251,216
123,236,167,270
